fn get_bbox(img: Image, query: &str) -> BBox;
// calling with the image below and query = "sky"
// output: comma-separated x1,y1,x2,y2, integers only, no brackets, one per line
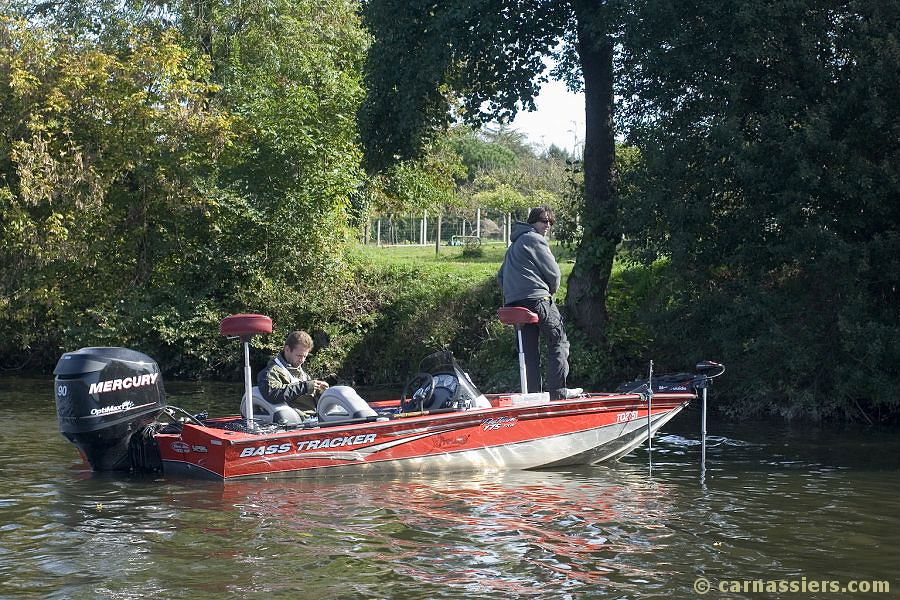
508,78,585,156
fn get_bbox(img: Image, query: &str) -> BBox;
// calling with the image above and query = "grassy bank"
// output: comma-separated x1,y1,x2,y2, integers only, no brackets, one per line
314,241,649,395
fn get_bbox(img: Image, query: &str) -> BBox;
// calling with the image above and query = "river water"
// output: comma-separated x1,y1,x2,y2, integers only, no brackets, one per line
0,376,897,599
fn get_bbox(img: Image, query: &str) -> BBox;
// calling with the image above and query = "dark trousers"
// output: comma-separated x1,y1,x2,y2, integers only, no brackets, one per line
507,298,570,398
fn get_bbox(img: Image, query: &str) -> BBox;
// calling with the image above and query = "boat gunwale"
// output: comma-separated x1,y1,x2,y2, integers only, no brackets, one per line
178,392,695,446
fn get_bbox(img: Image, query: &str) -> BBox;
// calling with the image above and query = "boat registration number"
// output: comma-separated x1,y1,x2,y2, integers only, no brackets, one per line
616,411,639,423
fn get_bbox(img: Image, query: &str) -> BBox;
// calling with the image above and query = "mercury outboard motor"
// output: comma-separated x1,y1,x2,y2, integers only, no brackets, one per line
54,347,166,471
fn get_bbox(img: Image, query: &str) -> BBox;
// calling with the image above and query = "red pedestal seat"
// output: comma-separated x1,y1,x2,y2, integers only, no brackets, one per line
497,307,539,326
220,314,272,337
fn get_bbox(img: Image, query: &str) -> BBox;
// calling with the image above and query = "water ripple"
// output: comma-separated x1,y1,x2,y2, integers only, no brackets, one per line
1,380,898,599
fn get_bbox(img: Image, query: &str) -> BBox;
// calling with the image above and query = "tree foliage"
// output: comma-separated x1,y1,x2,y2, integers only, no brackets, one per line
617,0,900,419
358,1,571,173
366,141,465,217
451,126,565,215
359,0,619,341
1,13,229,365
0,1,369,374
362,125,567,222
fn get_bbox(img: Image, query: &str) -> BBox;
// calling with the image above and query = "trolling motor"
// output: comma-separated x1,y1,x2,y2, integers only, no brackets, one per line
615,360,725,477
693,360,725,480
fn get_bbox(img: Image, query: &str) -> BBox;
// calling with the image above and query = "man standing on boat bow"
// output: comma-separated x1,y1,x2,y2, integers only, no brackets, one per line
498,206,582,400
258,330,329,413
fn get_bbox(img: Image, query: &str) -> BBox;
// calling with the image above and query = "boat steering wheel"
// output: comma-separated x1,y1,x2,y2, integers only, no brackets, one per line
400,372,434,413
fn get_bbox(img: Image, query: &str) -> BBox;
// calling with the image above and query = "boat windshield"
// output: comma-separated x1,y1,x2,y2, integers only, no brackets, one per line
414,351,486,410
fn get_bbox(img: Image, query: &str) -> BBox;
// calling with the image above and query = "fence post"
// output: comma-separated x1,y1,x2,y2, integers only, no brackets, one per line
376,219,382,247
435,213,442,255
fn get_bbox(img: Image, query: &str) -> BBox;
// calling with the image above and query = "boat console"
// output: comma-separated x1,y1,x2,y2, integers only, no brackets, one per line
400,351,491,413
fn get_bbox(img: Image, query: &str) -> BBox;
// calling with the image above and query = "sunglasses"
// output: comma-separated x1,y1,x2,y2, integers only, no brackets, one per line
538,219,554,225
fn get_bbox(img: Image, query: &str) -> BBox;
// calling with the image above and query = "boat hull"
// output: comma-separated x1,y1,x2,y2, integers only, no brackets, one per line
156,393,692,480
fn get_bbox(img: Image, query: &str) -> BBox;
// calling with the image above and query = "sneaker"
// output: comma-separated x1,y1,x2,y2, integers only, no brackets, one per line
555,387,584,399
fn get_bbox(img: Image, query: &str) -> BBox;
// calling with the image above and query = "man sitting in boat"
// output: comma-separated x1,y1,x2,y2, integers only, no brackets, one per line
257,330,330,414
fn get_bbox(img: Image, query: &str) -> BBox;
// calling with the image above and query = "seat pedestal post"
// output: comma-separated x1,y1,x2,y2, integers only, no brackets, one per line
515,325,528,394
220,313,272,433
497,306,540,396
242,337,255,431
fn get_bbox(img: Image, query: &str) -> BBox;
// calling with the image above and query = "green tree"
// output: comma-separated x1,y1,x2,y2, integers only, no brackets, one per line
617,0,900,419
0,14,230,366
172,0,369,373
449,126,565,220
176,0,368,290
448,128,518,183
364,141,465,249
0,0,371,374
359,0,618,340
470,175,529,214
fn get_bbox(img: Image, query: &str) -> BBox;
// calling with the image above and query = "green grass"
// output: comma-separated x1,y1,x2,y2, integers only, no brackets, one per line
337,240,619,393
355,241,505,267
354,240,574,280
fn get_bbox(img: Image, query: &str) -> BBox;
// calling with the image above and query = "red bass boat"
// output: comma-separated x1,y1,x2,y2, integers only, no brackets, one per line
53,313,723,481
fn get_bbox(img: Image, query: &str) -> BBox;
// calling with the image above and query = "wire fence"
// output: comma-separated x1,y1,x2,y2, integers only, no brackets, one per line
362,210,517,246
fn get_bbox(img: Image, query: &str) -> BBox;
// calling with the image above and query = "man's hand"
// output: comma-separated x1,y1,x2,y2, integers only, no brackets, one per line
312,380,329,393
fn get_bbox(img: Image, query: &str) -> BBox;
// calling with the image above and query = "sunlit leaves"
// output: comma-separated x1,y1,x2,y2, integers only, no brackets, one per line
0,1,369,373
359,0,573,173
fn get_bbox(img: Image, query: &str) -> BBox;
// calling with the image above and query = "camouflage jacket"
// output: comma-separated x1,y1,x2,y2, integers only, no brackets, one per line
257,352,317,412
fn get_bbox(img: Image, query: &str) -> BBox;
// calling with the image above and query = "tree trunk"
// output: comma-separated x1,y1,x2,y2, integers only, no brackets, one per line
565,1,617,343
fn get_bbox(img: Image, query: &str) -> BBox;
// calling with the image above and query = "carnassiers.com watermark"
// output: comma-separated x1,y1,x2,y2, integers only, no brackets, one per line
693,577,891,595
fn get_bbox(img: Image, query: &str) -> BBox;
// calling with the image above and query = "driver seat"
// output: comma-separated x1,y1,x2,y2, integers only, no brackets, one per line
241,386,304,426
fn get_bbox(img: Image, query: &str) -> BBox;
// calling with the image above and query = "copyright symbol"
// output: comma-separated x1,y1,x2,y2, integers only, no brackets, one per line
694,577,711,594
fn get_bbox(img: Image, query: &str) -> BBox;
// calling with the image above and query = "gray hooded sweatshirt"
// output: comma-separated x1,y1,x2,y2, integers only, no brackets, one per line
497,221,561,304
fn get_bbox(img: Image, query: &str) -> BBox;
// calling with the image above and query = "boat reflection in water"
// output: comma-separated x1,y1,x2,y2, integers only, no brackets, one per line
192,468,684,593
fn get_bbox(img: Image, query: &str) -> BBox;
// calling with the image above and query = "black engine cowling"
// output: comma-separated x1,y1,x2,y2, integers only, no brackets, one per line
54,347,166,471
